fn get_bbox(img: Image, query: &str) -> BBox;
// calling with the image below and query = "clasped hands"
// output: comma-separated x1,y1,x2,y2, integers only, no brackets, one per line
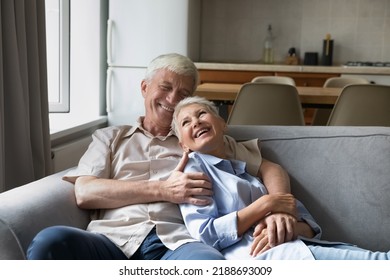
250,212,297,257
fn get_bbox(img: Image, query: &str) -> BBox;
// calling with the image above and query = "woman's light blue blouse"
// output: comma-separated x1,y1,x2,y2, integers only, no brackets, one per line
180,152,323,259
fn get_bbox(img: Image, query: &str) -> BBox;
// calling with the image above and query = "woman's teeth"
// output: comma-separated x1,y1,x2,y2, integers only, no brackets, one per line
196,129,208,138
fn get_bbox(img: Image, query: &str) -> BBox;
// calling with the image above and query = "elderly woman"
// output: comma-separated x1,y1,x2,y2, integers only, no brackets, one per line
172,95,390,260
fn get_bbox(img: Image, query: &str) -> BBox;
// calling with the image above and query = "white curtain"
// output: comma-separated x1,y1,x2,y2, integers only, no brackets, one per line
0,0,51,192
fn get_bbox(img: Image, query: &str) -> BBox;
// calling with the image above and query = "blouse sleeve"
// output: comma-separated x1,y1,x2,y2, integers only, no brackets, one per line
180,157,242,251
296,199,322,239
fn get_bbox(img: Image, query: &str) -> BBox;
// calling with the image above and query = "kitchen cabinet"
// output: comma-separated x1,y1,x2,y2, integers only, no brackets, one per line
198,69,340,87
198,70,274,84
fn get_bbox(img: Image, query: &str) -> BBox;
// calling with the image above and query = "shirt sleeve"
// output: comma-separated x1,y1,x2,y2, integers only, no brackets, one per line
224,135,262,177
62,127,114,183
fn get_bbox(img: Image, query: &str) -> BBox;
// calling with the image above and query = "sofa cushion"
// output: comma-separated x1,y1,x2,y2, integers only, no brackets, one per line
0,170,90,259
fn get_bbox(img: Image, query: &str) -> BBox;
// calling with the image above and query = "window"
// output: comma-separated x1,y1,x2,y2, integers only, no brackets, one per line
46,0,107,135
45,0,70,112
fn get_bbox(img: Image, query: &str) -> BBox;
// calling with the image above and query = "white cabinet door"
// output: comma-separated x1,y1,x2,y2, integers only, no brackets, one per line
106,67,146,126
108,0,200,67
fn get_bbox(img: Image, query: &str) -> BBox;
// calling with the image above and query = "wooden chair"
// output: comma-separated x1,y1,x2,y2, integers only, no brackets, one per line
227,83,305,125
327,84,390,126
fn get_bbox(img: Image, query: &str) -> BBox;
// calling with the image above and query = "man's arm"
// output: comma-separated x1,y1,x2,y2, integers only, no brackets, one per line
236,193,297,236
74,152,212,209
256,158,295,248
75,172,212,209
258,158,291,194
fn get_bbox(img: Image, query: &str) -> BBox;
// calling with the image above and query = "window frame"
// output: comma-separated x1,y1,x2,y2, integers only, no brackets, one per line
46,0,70,113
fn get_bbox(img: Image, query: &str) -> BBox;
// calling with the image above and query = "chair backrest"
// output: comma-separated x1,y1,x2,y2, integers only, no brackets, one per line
327,84,390,126
312,76,371,126
323,77,369,88
251,76,296,86
227,83,305,125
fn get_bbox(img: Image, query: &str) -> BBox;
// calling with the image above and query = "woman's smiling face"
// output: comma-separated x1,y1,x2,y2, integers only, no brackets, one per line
176,103,226,158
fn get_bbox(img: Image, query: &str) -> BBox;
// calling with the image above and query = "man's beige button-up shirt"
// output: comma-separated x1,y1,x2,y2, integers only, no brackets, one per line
63,118,261,258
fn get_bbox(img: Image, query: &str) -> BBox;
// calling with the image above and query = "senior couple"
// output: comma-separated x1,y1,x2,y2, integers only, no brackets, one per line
27,53,390,260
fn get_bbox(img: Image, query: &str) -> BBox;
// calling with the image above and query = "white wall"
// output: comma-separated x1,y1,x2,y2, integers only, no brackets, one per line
200,0,390,65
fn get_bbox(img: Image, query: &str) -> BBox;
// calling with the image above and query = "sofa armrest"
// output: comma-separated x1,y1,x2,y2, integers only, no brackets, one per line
0,169,90,259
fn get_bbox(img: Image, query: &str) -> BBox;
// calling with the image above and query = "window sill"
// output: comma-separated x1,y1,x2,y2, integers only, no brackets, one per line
50,115,108,147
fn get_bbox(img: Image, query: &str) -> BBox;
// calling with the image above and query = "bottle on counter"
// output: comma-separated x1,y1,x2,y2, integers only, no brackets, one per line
263,24,274,64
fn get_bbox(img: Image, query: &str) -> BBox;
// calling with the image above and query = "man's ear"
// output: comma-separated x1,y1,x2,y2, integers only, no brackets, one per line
222,121,228,133
141,80,147,98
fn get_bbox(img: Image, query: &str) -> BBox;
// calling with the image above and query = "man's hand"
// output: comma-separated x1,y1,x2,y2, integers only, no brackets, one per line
162,152,213,205
250,213,297,256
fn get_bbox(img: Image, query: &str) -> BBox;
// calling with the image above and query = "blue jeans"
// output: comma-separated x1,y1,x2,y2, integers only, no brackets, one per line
307,244,390,260
27,225,224,260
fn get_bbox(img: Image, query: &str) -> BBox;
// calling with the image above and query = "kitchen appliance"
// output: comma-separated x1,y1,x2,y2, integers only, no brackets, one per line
303,52,318,65
106,0,200,126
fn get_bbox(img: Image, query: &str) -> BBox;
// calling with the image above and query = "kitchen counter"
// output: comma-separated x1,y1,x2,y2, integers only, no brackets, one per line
195,62,390,75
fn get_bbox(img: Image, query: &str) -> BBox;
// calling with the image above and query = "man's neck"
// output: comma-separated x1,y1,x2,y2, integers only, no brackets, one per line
141,117,171,137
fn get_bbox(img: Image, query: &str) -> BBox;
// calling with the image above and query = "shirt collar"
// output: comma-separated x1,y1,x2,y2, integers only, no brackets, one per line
194,153,247,176
122,116,176,140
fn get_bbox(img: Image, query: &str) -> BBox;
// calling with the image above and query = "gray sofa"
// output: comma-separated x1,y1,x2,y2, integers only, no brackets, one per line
1,125,390,259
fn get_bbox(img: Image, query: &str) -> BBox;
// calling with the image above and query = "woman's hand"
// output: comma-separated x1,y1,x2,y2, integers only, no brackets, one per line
250,227,271,257
250,213,297,257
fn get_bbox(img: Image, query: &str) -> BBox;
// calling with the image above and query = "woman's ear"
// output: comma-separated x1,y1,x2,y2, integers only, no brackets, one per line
179,142,191,153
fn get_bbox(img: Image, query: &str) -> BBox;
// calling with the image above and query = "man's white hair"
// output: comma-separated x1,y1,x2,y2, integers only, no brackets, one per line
144,53,199,93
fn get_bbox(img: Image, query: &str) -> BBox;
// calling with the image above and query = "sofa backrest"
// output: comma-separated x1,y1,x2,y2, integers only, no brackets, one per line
227,125,390,252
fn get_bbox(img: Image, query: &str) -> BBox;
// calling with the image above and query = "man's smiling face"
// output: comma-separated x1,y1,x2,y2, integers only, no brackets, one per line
141,69,194,134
